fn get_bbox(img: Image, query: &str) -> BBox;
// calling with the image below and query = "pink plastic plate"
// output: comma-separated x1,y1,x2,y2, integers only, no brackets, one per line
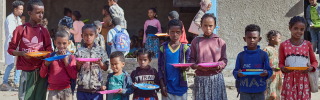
198,62,222,67
76,58,100,62
171,63,194,67
98,89,120,94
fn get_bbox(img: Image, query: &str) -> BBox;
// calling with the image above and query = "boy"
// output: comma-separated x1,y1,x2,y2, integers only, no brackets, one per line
102,51,134,100
75,24,109,100
20,14,26,24
58,7,73,26
306,0,320,56
158,19,190,100
40,30,77,100
7,0,53,99
232,24,273,100
108,0,127,29
107,17,130,56
80,21,106,49
168,11,188,44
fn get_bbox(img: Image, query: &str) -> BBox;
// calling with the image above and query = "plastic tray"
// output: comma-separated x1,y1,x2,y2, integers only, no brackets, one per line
98,89,121,94
155,33,169,37
44,55,67,61
285,67,310,70
198,62,222,67
147,34,157,37
171,63,194,67
134,83,159,90
241,72,263,75
76,58,100,62
26,51,51,57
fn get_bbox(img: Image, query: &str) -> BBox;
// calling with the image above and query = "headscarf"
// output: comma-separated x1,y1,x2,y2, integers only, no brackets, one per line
200,0,212,11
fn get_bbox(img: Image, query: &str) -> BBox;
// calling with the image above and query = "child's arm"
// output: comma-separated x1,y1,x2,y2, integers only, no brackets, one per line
157,20,162,33
130,70,137,89
307,42,318,72
107,29,114,46
215,40,228,72
121,75,134,96
233,54,243,81
260,52,273,79
93,50,109,71
143,21,147,43
159,78,168,97
306,6,313,26
158,46,165,81
70,22,79,35
65,55,78,79
8,26,29,58
40,54,52,78
278,43,292,73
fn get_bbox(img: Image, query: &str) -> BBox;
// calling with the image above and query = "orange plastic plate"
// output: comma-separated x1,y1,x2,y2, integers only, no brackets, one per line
70,50,74,54
26,51,51,57
285,67,310,70
155,33,169,37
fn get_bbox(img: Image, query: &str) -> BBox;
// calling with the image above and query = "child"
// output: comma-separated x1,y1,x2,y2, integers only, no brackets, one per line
107,17,130,56
138,29,144,46
264,30,283,100
144,8,162,57
158,19,190,100
70,11,85,49
279,16,318,100
40,30,77,100
56,25,76,53
306,0,320,55
108,0,127,29
131,49,159,100
94,20,106,49
189,0,212,36
20,13,26,24
190,14,228,100
75,24,109,100
7,0,53,99
102,5,113,42
232,24,273,100
58,7,73,26
102,51,134,100
168,11,188,44
40,18,48,29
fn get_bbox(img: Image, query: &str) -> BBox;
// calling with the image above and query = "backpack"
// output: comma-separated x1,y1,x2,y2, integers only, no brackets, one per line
44,52,76,95
235,50,265,98
113,28,130,51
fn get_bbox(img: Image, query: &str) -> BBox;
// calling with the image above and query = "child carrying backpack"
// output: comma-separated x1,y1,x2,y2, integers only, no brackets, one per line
107,17,130,56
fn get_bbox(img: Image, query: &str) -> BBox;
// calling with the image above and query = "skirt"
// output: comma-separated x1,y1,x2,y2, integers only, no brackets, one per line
145,35,159,58
193,73,228,100
264,71,283,100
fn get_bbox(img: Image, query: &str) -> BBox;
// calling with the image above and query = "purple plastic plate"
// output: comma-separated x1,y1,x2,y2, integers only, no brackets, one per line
171,63,194,67
198,62,222,67
76,58,100,62
98,89,121,94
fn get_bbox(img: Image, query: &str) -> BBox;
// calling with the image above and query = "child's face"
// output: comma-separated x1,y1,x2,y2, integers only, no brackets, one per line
28,5,44,23
54,36,70,53
272,34,282,46
137,54,151,69
148,9,155,19
243,31,261,50
82,28,98,46
168,26,182,43
71,14,76,21
110,57,125,73
102,9,109,16
97,26,102,33
289,22,305,39
108,0,114,6
21,16,26,24
201,17,216,37
309,0,317,5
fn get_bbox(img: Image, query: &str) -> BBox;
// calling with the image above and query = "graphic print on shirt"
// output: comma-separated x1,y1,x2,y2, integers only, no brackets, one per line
22,36,43,52
134,75,156,84
240,78,266,87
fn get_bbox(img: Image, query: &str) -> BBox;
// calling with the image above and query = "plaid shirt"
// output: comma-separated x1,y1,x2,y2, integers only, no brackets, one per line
110,4,127,29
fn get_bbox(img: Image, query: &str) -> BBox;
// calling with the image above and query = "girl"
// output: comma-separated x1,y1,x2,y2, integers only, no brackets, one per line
264,30,283,100
190,13,228,100
70,11,85,49
144,8,162,57
279,16,318,99
189,0,212,36
131,49,159,100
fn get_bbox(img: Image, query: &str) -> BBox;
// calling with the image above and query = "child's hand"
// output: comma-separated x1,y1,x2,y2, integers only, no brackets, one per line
281,65,293,73
44,60,54,66
311,23,315,28
117,88,122,94
132,82,137,89
161,86,168,97
76,60,86,66
101,86,106,91
179,67,189,71
259,70,268,77
208,66,220,71
20,51,31,59
272,67,280,71
302,63,314,74
191,64,208,72
107,42,112,46
237,69,246,77
92,58,103,66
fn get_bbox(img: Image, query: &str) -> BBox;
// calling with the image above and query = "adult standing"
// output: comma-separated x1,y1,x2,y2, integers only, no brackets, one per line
0,1,24,91
188,0,212,36
108,0,127,29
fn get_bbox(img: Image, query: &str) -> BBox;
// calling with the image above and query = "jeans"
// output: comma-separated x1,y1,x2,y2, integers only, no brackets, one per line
310,28,320,54
106,41,111,58
240,92,265,100
3,63,21,84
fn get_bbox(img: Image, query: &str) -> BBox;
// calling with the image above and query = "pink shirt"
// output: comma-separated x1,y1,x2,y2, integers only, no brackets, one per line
70,20,85,42
143,18,162,43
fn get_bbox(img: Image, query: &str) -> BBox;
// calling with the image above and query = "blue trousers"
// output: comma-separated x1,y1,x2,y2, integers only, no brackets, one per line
77,91,103,100
3,63,21,84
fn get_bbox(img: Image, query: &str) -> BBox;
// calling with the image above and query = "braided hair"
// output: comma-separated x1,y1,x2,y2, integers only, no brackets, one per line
266,30,281,42
27,0,44,11
289,16,306,28
134,48,155,60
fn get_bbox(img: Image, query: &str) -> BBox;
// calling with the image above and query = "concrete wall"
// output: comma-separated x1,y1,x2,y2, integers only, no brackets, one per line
0,0,6,69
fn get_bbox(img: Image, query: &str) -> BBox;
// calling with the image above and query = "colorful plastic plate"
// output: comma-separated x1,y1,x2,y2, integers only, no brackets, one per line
76,58,100,62
171,63,194,67
98,89,121,94
70,50,74,54
241,72,263,75
101,22,105,24
155,33,169,37
198,62,222,67
147,34,157,36
26,51,51,57
134,83,159,90
285,67,310,70
44,55,67,61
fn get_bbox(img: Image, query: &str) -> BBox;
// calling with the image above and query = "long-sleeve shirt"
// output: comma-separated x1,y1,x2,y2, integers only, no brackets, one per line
4,13,21,65
190,34,227,76
131,66,159,99
180,21,188,44
110,4,127,29
306,4,320,25
8,22,53,71
40,54,77,90
107,25,130,56
70,20,85,42
143,19,162,43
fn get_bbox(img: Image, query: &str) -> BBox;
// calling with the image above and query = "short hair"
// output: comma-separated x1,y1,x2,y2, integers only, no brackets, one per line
12,1,24,9
113,0,118,3
110,51,125,62
82,24,97,34
245,24,261,35
20,13,26,17
55,30,69,39
167,19,183,31
27,0,44,11
289,16,306,28
64,8,72,16
200,13,217,26
73,11,81,20
134,48,155,60
103,5,110,11
168,11,179,19
112,17,121,25
266,30,281,42
93,21,102,27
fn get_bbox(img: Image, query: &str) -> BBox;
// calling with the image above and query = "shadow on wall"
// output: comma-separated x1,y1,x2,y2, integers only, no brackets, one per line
285,0,304,17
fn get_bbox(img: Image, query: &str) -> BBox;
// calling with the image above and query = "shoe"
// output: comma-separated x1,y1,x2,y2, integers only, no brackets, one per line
0,83,15,91
14,84,19,90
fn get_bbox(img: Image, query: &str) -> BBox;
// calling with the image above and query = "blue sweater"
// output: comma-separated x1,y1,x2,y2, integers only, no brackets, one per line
233,46,273,93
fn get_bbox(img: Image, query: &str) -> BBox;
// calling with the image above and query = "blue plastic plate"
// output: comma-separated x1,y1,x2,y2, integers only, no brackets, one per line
44,55,67,61
134,83,159,90
241,72,263,75
147,34,157,36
